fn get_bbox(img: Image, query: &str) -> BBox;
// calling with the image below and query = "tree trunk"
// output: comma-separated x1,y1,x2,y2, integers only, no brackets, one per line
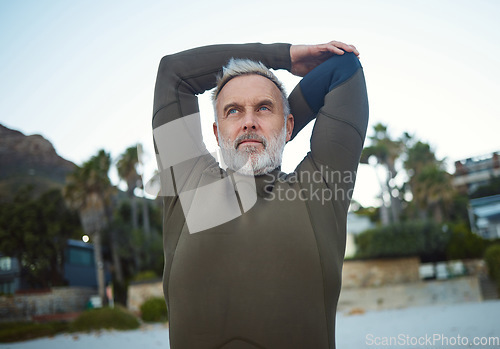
373,163,391,225
128,190,141,272
109,229,124,284
379,202,391,226
81,206,108,307
130,191,138,230
105,203,124,284
92,229,106,306
386,162,401,224
141,197,152,268
142,197,151,237
433,203,444,224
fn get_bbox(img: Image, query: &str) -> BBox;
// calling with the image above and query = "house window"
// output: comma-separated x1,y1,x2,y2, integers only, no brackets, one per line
68,248,94,266
0,281,15,294
0,257,11,271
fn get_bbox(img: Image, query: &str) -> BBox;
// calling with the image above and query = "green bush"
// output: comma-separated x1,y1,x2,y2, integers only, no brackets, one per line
354,220,451,261
0,321,68,343
70,306,140,332
484,244,500,290
140,297,168,322
133,270,160,282
446,223,486,260
0,307,141,343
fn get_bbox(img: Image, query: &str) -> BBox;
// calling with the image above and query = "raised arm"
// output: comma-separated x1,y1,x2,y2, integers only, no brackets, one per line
290,45,369,211
152,43,294,198
152,43,292,130
287,41,360,140
290,47,368,168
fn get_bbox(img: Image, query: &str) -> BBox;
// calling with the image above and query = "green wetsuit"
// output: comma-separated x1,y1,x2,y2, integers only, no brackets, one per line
152,43,369,349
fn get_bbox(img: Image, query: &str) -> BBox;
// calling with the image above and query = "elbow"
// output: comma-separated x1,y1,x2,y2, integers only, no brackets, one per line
328,52,362,79
157,54,179,79
339,51,361,66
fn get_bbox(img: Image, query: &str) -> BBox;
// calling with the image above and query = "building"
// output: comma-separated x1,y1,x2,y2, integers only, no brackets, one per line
0,254,21,294
468,194,500,240
0,239,105,294
64,239,102,288
453,151,500,194
453,151,500,240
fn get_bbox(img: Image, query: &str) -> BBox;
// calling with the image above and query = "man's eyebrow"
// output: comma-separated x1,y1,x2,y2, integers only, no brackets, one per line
222,99,276,114
255,98,275,107
222,102,241,114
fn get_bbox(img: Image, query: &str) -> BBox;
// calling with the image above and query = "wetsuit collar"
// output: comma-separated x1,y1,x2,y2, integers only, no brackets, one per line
226,167,282,198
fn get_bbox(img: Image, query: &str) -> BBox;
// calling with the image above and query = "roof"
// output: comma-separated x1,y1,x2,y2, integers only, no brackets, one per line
470,194,500,220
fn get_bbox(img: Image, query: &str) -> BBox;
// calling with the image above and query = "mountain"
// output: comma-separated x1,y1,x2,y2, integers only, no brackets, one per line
0,124,76,201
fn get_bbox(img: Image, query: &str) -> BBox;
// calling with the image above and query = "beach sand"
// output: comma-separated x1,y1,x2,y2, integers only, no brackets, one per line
2,300,499,349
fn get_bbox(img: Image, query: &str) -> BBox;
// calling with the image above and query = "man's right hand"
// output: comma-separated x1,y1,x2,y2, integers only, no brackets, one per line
290,40,359,77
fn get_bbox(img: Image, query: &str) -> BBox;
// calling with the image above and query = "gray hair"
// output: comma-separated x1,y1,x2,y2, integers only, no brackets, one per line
211,58,290,123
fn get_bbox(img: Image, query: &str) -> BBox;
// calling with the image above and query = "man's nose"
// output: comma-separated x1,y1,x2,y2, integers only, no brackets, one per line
242,111,258,131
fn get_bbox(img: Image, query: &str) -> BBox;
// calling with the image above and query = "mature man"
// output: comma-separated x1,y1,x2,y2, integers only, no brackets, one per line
152,41,368,349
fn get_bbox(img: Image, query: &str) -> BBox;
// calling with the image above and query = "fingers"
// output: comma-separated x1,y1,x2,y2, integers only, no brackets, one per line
326,40,360,57
350,45,360,56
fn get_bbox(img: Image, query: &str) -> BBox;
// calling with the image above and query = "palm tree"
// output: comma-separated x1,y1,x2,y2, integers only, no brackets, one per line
116,145,143,271
63,150,114,305
136,144,151,237
117,146,141,230
361,123,404,224
404,141,437,175
404,141,455,223
414,165,455,223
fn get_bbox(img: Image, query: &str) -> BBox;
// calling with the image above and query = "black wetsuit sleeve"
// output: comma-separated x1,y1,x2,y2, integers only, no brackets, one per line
294,53,368,169
291,53,369,210
310,53,368,169
152,43,292,130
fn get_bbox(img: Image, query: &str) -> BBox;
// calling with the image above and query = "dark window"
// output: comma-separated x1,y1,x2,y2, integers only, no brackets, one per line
0,281,15,294
68,248,94,266
0,257,11,271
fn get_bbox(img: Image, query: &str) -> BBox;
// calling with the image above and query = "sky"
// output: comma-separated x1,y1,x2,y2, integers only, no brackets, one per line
1,0,499,207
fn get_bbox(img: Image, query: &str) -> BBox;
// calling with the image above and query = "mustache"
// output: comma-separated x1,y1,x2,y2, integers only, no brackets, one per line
234,133,268,148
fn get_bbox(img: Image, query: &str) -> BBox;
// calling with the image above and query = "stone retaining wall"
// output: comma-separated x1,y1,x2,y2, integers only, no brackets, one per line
338,276,482,313
342,257,420,288
0,287,95,322
127,279,163,314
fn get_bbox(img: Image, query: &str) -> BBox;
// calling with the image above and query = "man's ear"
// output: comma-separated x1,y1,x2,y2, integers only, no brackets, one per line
286,114,294,142
213,122,219,146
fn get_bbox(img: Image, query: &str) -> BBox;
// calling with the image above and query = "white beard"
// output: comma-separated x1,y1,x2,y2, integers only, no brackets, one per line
218,125,287,176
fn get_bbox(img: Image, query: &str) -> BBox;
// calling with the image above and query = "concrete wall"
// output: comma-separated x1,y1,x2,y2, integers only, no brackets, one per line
338,276,482,313
342,257,420,288
127,279,163,314
0,287,95,322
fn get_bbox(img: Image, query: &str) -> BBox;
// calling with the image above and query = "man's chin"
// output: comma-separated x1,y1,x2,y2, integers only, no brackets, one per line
220,142,283,176
231,157,278,176
237,144,264,153
232,164,274,177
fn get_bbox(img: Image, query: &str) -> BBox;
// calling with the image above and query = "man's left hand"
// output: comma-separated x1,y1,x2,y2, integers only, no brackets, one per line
290,40,359,77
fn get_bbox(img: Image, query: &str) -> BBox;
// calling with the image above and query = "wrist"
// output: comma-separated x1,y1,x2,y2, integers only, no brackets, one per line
289,45,302,66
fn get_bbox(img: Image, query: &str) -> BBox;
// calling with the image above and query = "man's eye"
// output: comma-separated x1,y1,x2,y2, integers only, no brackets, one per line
259,106,270,111
228,109,238,115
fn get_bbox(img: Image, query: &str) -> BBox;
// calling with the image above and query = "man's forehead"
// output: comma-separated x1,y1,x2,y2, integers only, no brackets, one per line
217,74,282,104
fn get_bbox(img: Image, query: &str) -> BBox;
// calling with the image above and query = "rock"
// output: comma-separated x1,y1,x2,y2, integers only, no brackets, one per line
0,124,76,201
